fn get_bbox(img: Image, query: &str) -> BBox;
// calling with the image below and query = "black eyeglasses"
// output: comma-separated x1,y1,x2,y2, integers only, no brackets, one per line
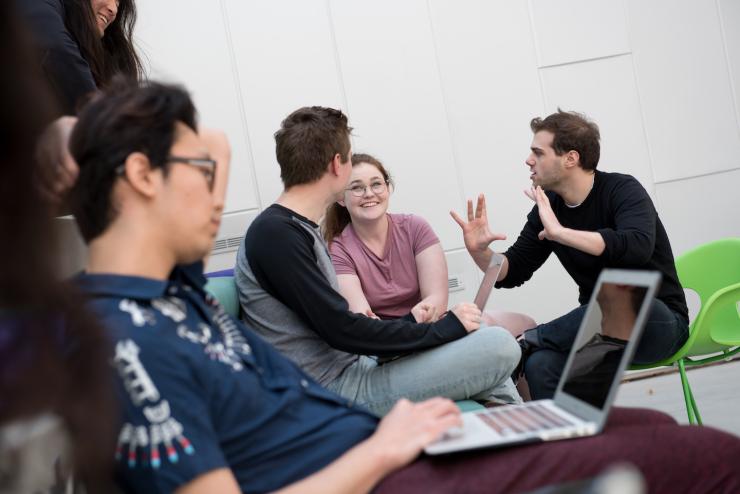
166,156,217,190
115,155,217,191
346,180,389,197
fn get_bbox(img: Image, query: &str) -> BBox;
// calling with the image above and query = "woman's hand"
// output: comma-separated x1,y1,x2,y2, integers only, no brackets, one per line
411,301,438,323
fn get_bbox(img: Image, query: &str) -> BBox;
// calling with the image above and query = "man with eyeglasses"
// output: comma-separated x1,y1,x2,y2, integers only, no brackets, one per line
234,106,522,417
67,80,740,494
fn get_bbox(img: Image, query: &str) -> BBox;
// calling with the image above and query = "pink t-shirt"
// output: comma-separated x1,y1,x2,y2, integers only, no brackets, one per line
330,213,440,319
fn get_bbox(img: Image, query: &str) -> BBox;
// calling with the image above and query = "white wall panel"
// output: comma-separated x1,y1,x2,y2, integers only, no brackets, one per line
654,169,740,257
135,0,258,213
446,249,482,308
719,0,740,132
446,249,578,324
330,0,461,249
224,0,346,207
627,0,740,182
530,0,630,67
429,0,546,247
540,54,655,197
492,256,580,325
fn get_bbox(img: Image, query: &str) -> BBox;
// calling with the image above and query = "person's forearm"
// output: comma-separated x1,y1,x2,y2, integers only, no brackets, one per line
469,249,510,283
553,228,606,256
275,438,391,494
470,247,493,272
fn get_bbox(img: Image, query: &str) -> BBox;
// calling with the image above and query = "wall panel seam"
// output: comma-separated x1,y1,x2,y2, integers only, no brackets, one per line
525,0,549,115
653,166,740,186
715,0,740,144
219,0,263,211
425,0,465,211
622,0,658,198
325,0,350,116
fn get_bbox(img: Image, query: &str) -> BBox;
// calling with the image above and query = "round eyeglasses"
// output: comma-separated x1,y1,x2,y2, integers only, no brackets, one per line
346,180,388,197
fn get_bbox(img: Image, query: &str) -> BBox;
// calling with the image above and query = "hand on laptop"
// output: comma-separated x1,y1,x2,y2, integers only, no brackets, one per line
364,398,461,471
450,302,482,332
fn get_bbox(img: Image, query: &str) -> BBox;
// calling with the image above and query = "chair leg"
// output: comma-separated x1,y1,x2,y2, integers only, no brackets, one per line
678,359,702,425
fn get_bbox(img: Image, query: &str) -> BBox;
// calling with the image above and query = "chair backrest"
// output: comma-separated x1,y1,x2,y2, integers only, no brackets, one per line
675,238,740,357
676,238,740,306
205,275,240,318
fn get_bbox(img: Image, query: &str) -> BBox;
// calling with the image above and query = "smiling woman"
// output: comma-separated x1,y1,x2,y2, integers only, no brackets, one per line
18,0,143,115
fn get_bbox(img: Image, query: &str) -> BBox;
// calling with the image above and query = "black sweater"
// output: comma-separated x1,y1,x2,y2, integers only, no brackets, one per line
500,171,688,322
18,0,97,115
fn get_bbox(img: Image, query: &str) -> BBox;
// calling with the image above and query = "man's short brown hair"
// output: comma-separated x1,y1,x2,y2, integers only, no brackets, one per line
530,109,601,171
275,106,352,188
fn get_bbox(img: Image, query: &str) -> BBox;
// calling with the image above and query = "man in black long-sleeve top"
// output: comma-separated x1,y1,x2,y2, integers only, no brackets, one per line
452,109,689,400
235,106,522,416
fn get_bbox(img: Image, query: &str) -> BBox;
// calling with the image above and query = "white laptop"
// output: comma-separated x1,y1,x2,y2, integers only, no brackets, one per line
425,269,661,455
473,252,506,311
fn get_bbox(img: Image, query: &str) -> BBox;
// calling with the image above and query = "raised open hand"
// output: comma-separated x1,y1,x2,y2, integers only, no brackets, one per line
524,186,564,242
450,194,506,254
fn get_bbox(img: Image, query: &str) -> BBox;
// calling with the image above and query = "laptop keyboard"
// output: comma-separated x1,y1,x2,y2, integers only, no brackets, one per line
478,402,578,437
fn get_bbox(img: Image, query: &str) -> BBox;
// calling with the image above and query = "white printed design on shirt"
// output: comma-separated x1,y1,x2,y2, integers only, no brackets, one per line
114,339,195,469
119,299,156,327
152,297,187,323
173,299,251,372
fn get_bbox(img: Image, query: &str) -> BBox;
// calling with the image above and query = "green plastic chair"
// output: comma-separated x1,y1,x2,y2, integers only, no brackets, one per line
631,238,740,424
205,275,485,413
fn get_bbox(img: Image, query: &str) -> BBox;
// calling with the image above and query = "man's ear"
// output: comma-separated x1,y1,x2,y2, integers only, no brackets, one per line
121,152,159,198
564,150,580,169
337,197,346,207
328,152,345,177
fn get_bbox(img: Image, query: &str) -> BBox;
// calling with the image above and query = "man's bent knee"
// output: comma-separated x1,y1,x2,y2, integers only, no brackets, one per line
466,326,521,374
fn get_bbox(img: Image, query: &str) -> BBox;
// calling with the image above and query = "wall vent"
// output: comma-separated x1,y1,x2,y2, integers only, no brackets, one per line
448,274,464,292
211,236,243,255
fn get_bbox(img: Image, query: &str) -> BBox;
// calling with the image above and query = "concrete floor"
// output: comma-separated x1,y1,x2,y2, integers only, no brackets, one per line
615,359,740,436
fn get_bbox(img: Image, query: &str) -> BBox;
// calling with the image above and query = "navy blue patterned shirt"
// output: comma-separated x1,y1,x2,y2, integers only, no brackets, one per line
76,265,378,494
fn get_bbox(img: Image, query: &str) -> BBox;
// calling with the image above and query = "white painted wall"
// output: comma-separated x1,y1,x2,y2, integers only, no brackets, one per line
134,0,740,323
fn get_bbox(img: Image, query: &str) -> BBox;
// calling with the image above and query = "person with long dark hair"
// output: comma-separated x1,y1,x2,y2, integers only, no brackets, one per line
0,2,116,491
18,0,144,206
19,0,143,115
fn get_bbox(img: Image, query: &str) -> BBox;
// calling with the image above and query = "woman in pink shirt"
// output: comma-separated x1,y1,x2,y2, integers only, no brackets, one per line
324,153,535,334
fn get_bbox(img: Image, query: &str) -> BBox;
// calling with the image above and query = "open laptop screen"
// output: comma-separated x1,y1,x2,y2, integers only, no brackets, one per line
473,253,505,311
559,281,651,410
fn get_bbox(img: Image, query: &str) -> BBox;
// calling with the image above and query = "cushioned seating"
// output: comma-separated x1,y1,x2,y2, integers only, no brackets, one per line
205,275,240,318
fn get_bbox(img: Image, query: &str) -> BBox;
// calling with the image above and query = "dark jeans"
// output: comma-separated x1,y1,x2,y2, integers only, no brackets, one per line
375,408,740,494
524,299,689,400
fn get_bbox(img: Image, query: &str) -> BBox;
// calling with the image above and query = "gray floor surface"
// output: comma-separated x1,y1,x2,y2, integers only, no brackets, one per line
615,359,740,436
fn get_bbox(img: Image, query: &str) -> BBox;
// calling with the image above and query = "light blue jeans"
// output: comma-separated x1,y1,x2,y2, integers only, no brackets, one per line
325,326,522,416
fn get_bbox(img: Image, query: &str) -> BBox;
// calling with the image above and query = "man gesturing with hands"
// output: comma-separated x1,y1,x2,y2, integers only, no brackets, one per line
452,110,689,400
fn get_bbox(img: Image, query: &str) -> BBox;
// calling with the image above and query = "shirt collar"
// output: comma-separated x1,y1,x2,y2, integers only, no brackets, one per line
76,261,207,300
76,272,169,299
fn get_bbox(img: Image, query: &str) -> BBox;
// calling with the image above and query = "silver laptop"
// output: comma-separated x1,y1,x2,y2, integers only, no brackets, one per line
425,269,661,455
473,252,506,311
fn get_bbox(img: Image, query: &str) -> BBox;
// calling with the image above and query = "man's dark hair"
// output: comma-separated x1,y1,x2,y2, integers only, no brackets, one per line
275,106,352,188
69,77,197,242
530,109,601,171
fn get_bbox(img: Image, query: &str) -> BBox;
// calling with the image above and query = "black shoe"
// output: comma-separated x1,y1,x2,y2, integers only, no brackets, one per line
511,331,538,383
